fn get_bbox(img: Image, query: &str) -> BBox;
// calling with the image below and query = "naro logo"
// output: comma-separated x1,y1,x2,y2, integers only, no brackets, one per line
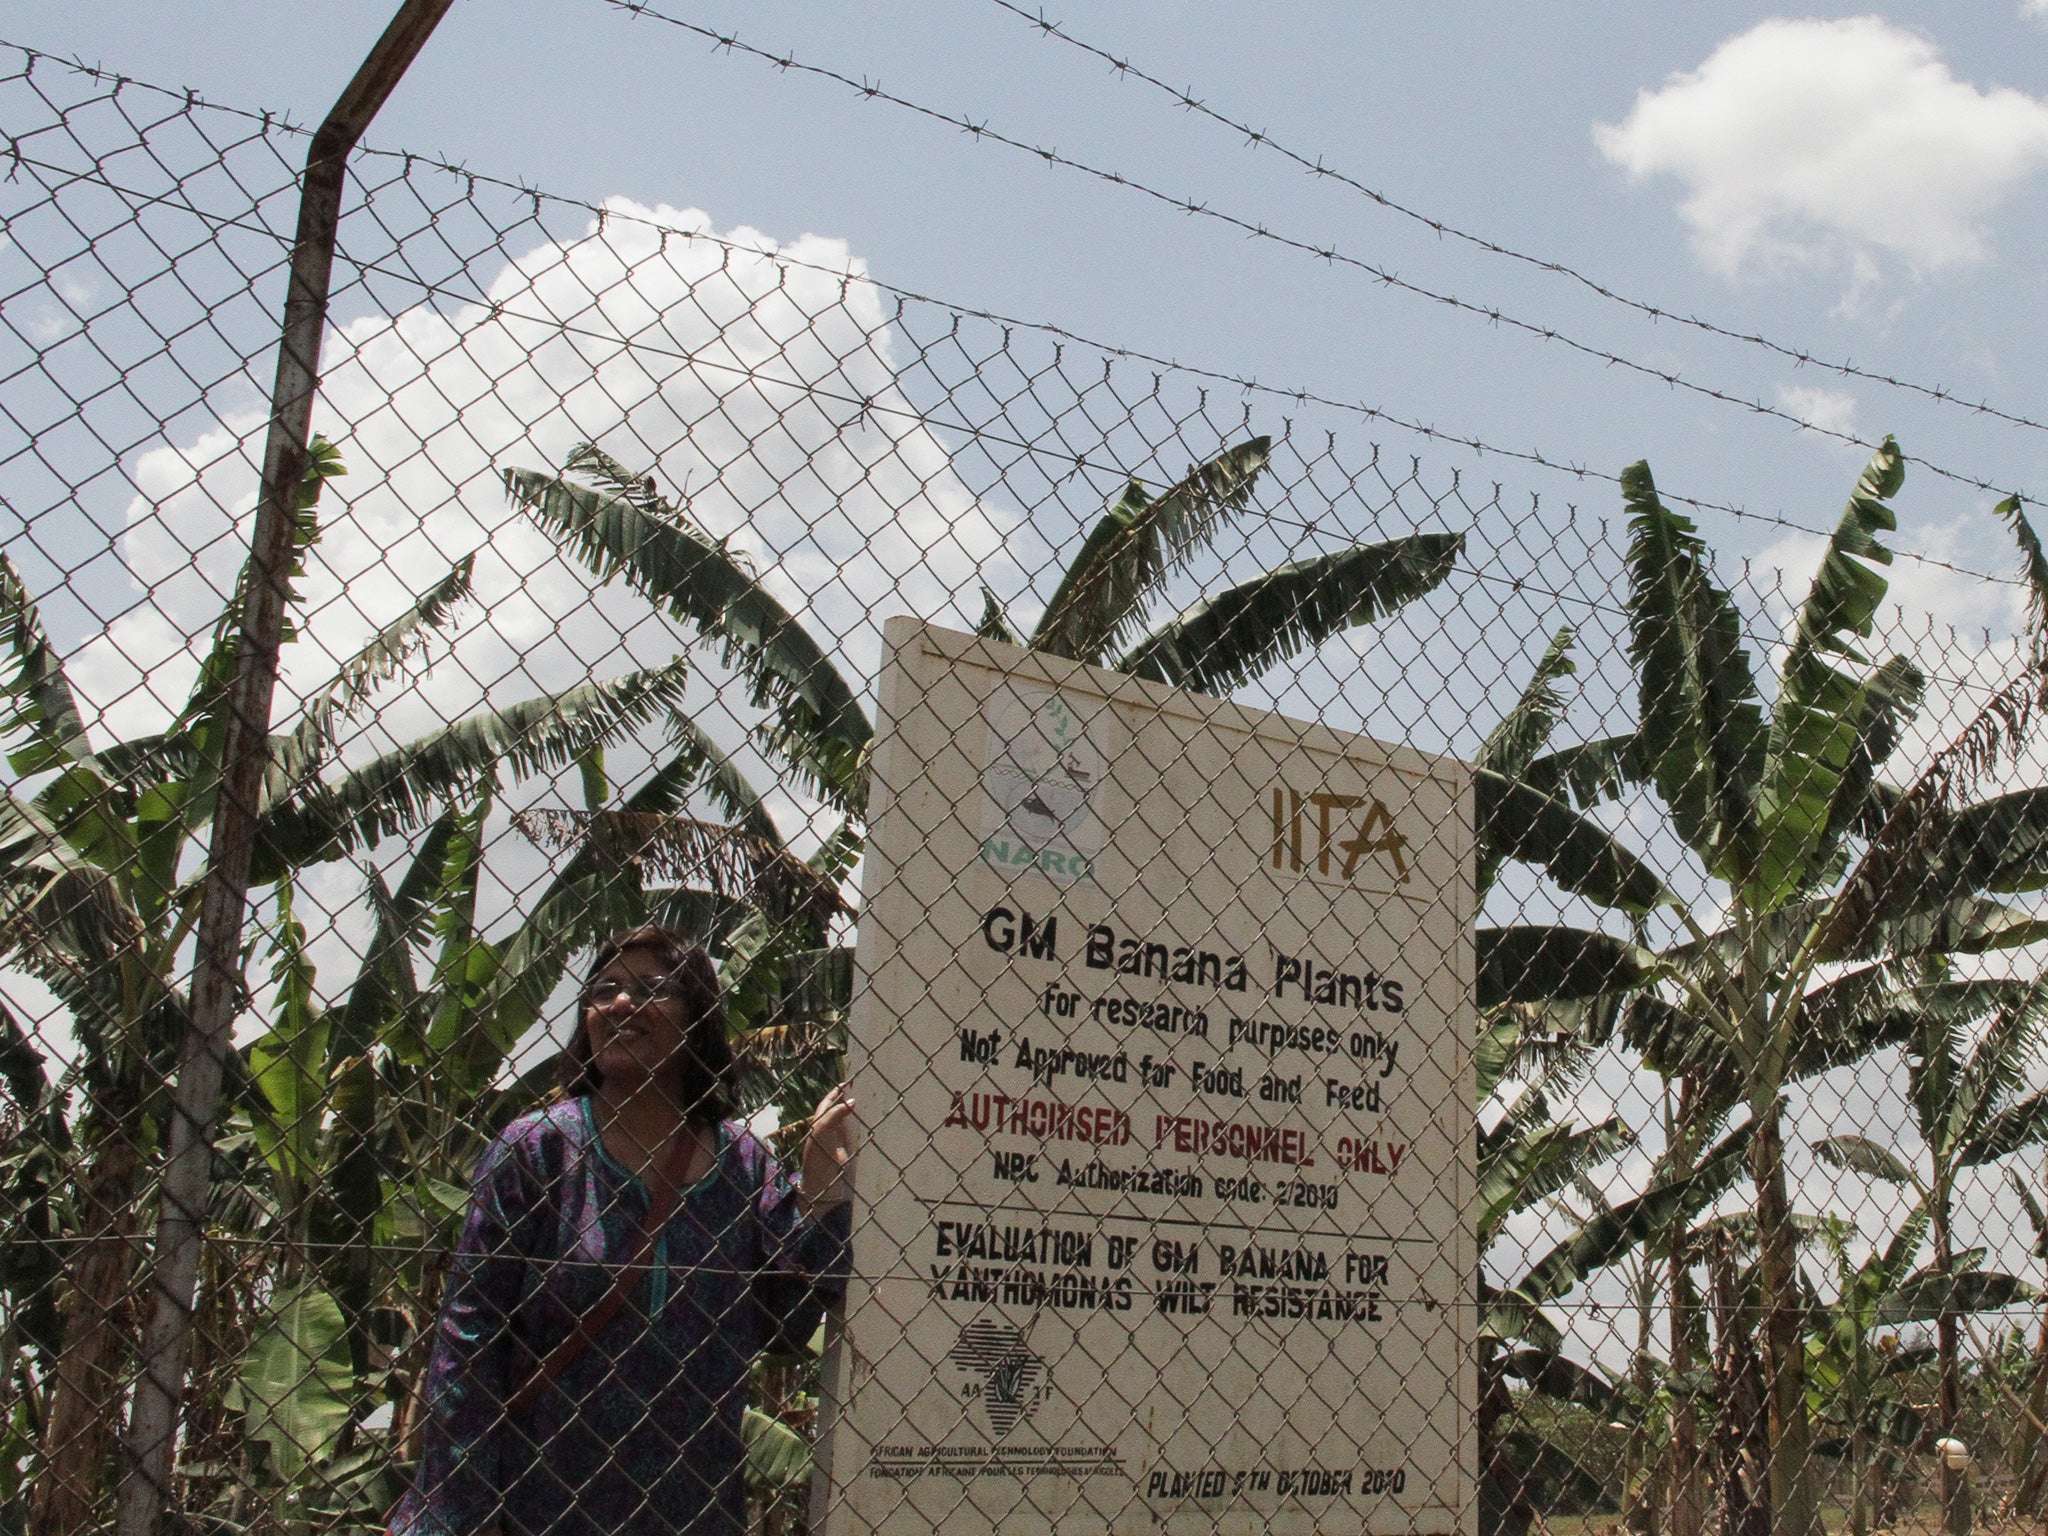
1269,789,1410,884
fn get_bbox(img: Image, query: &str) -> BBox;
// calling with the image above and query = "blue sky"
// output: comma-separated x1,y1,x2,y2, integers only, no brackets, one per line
15,0,2048,591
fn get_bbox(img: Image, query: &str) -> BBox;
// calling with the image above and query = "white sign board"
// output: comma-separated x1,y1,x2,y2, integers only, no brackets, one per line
815,619,1475,1536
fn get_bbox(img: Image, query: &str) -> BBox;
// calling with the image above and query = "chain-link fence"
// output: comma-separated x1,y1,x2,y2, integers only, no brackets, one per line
5,39,2048,1536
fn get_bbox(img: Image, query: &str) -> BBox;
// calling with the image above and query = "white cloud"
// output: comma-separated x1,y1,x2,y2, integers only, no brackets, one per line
75,199,1014,758
1775,382,1859,437
57,199,1021,1058
1595,17,2048,277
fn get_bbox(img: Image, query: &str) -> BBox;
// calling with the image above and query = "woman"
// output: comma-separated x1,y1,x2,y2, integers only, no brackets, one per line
390,926,857,1536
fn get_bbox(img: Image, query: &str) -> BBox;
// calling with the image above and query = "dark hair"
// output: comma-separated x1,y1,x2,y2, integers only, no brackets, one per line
561,925,735,1124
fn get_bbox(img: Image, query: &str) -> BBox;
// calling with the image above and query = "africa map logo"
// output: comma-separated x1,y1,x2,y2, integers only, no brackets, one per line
948,1321,1046,1436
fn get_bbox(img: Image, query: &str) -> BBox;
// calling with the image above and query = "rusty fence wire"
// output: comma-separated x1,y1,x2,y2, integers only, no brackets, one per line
4,40,2048,1536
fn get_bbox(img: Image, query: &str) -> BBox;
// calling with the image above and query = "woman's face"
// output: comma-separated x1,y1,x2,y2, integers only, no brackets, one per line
583,946,691,1095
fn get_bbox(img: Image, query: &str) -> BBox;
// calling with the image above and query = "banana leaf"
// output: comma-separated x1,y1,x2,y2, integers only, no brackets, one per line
1876,1269,2035,1327
234,1280,354,1480
1114,532,1460,695
1477,770,1671,913
1621,460,1764,880
743,1406,812,1490
1477,926,1653,1009
1480,627,1576,780
1032,438,1270,665
1752,440,1909,909
1812,1134,1917,1187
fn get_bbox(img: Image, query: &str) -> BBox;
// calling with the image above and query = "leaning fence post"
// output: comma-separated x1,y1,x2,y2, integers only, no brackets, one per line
113,4,453,1531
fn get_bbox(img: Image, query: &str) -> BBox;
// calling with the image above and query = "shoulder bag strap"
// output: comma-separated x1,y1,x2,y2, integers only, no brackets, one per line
504,1127,700,1421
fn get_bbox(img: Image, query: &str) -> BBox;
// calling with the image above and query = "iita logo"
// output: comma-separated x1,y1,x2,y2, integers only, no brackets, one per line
1269,788,1410,885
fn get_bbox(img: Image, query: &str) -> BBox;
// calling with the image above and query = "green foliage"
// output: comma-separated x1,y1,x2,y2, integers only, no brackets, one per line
233,1280,355,1481
1476,771,1671,913
1476,926,1654,1011
1876,1269,2037,1328
0,554,95,779
1504,1120,1752,1318
504,449,872,809
1478,1117,1630,1247
1114,534,1461,693
1813,1135,1918,1188
1029,438,1271,664
0,437,831,1524
247,877,330,1200
742,1407,813,1490
1621,458,1764,883
1993,493,2048,641
1754,439,1907,907
261,659,700,871
1480,628,1579,780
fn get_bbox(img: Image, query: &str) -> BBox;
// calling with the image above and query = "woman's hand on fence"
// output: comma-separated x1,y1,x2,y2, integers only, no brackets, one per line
800,1084,858,1213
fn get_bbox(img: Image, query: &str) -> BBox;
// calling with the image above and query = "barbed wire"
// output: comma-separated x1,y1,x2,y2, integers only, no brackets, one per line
24,137,2033,613
982,0,2048,448
0,38,2026,597
24,134,2031,664
593,0,2039,511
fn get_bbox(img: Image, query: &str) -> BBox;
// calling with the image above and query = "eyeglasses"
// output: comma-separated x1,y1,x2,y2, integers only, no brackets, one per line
583,977,681,1009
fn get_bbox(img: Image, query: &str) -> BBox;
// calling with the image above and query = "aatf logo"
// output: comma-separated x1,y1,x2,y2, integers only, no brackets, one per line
947,1321,1047,1437
1269,787,1411,886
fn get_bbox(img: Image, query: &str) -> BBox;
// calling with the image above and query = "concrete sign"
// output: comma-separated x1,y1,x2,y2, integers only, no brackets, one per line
815,619,1475,1536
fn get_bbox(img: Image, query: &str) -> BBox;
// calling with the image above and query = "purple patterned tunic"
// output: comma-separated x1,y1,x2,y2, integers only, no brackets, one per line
389,1099,851,1536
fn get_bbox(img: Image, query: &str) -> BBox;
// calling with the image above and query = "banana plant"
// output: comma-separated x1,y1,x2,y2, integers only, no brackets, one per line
200,698,850,1516
1814,983,2048,1536
2007,1168,2048,1514
1478,1107,1755,1536
506,438,1468,823
1807,1205,1937,1536
503,444,874,812
1480,439,2048,1536
1807,1196,2032,1536
0,438,716,1529
1463,623,1699,1536
1006,437,1462,693
1470,610,1741,1536
0,440,348,1533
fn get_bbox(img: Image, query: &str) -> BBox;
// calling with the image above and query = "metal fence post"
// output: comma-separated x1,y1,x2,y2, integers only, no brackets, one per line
114,4,454,1530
